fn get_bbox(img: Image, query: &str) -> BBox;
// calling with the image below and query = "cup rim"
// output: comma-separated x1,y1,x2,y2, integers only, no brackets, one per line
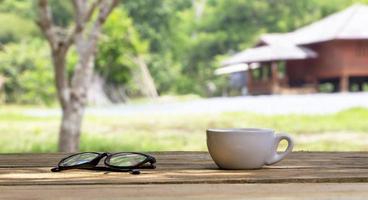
206,128,274,133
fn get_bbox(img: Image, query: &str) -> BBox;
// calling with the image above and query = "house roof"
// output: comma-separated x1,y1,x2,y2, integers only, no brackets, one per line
215,63,263,75
215,64,249,75
260,4,368,45
221,45,317,66
219,4,367,71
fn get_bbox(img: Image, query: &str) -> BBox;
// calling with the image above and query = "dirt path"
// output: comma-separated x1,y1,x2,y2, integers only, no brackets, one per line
24,92,368,117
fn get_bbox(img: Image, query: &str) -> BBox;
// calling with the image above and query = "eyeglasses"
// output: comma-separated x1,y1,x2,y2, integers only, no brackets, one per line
51,152,156,175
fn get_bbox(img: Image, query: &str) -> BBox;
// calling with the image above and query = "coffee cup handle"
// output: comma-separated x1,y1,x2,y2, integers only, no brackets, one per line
265,133,294,165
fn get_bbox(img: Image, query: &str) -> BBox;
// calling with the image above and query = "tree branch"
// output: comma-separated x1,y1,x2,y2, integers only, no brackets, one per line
37,0,70,108
84,0,104,24
87,0,118,54
70,0,118,99
65,0,103,49
36,0,57,51
52,54,70,109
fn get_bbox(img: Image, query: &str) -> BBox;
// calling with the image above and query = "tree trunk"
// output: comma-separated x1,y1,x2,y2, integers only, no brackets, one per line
59,102,84,152
37,0,118,152
133,56,158,98
58,54,94,152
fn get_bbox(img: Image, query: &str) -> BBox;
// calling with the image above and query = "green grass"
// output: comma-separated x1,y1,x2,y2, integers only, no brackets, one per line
0,106,368,152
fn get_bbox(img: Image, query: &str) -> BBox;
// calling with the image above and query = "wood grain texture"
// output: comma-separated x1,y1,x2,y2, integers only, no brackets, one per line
0,152,368,186
1,183,368,200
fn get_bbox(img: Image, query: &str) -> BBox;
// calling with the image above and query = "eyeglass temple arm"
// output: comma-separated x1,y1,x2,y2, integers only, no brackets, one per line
51,166,61,172
92,166,141,174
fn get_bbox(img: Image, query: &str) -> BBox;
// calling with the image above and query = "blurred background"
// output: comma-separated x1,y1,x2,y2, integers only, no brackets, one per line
1,0,368,153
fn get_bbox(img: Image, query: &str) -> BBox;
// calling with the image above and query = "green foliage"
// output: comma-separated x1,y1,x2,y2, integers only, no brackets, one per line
96,9,134,86
0,12,39,44
0,0,42,44
0,0,74,26
0,40,55,104
0,0,34,18
319,83,336,93
96,9,150,95
2,0,368,104
48,0,74,27
123,0,193,94
123,0,191,53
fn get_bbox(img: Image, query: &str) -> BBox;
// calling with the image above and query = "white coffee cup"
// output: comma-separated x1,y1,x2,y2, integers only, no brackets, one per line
207,128,294,169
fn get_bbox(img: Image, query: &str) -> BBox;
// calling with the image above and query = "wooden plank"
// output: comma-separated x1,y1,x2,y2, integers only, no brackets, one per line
2,166,368,185
1,152,368,169
1,183,368,200
0,152,368,185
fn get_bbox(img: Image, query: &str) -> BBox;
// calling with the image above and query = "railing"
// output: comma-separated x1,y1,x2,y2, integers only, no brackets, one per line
248,78,316,95
248,79,273,95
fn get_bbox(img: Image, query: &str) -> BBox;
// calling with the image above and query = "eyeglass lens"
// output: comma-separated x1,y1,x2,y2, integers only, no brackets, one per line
59,152,100,167
108,153,147,167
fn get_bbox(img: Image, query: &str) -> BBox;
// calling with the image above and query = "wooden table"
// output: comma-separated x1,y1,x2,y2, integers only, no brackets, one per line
1,152,368,199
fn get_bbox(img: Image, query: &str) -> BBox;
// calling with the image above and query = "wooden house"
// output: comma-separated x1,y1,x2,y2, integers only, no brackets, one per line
219,4,368,95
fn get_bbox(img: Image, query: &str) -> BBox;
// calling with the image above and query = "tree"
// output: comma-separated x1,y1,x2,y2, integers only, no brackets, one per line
36,0,118,152
96,9,157,100
123,0,192,94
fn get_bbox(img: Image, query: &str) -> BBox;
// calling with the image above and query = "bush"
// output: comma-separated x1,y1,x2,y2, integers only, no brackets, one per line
319,83,335,93
0,40,55,104
0,12,39,44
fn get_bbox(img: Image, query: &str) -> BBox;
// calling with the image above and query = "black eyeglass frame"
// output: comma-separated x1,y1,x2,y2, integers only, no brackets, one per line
51,152,156,173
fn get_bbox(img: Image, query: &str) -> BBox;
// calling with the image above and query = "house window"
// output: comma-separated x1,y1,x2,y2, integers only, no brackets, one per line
356,43,368,56
251,63,271,81
277,61,286,79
